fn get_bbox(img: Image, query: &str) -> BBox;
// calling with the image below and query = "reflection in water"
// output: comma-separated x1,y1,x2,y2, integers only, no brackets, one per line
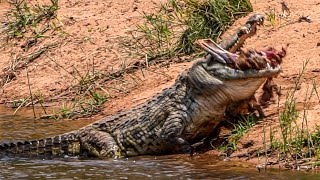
1,155,319,179
0,106,319,179
0,106,96,140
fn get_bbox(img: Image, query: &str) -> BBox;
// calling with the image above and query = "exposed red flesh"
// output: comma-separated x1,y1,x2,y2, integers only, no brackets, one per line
229,45,288,71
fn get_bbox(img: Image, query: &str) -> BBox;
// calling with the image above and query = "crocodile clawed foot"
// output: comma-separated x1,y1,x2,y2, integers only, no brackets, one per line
258,113,266,119
189,141,205,157
189,146,195,157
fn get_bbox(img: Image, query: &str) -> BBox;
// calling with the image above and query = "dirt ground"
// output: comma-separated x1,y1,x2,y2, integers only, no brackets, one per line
1,0,320,167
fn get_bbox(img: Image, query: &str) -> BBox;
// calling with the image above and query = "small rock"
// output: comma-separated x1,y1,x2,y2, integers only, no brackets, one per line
317,42,320,47
242,140,254,148
280,74,289,78
299,16,312,23
133,6,138,11
223,157,231,161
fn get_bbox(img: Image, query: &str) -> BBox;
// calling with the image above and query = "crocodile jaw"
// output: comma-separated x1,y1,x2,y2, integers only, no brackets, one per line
204,41,281,79
187,42,282,112
224,14,264,53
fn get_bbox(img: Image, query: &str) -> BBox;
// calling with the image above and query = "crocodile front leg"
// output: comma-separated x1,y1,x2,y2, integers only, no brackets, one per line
78,127,120,158
160,111,192,154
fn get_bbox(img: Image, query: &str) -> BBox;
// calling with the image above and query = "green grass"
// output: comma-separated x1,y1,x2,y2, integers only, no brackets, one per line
257,60,320,168
265,8,277,27
51,68,109,119
3,0,253,119
123,0,253,64
1,0,60,40
220,60,320,166
37,90,108,120
277,60,308,158
309,127,320,159
220,114,258,154
10,56,110,120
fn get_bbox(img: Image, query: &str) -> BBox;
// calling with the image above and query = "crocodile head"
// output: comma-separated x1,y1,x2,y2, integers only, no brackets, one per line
187,41,283,106
221,14,264,53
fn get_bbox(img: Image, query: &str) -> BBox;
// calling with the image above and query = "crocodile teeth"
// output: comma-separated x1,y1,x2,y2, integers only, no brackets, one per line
271,64,278,70
258,19,264,25
266,63,271,69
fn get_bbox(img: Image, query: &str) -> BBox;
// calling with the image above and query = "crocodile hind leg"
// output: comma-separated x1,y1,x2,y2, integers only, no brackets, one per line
78,128,120,158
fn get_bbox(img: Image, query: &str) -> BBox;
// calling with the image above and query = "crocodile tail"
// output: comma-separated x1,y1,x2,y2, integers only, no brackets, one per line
0,131,81,158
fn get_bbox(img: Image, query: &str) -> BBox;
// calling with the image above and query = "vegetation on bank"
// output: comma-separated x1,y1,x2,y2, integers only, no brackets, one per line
0,0,62,42
122,0,253,64
217,60,320,169
269,60,320,169
0,0,253,119
219,114,259,155
0,0,106,119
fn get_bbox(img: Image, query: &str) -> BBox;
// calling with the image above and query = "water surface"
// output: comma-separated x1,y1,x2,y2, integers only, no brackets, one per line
0,106,319,179
1,155,319,179
0,105,95,140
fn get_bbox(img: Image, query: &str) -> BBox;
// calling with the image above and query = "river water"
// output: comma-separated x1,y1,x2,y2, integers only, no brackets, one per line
0,106,319,179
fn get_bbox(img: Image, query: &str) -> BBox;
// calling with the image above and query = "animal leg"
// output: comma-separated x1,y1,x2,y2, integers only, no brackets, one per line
248,96,265,119
160,112,192,154
79,128,120,158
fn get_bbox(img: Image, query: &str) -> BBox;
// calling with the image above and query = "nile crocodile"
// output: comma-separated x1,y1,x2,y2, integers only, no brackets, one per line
0,14,283,158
